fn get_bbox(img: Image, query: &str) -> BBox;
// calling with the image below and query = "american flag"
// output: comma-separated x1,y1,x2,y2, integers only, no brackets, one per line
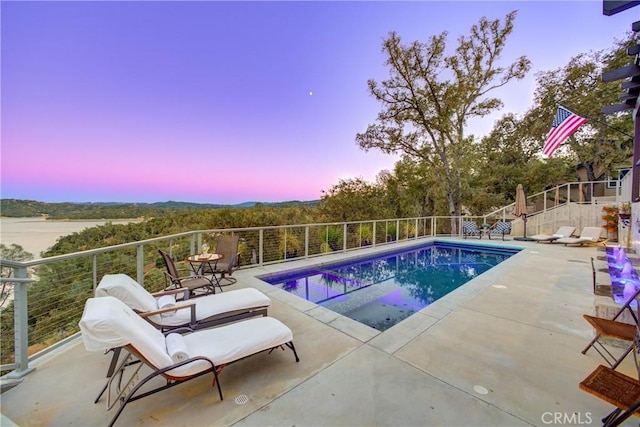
542,106,587,157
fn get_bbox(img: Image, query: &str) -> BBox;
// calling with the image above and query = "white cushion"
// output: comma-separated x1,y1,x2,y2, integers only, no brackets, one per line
95,274,157,312
80,296,293,379
148,288,271,327
79,297,171,371
175,316,293,376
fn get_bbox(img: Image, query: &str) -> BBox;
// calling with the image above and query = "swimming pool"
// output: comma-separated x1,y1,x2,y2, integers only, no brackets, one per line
260,241,520,331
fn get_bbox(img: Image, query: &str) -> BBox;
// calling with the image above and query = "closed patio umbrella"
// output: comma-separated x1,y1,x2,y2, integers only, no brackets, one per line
514,184,532,240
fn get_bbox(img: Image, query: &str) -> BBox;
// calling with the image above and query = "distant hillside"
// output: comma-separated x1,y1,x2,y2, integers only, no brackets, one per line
0,198,320,219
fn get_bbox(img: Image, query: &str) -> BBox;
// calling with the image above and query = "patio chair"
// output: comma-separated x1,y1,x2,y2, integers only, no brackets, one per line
530,226,576,243
582,286,640,369
555,226,607,246
158,249,220,296
200,234,240,286
579,302,640,426
488,221,512,241
80,296,299,427
462,221,481,239
95,273,270,331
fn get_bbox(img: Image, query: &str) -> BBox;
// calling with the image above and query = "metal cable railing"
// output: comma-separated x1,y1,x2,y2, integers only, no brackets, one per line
1,216,452,377
0,180,626,379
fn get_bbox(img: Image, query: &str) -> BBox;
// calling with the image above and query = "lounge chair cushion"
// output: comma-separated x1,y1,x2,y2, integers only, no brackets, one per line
80,296,170,369
556,227,603,245
530,226,576,242
149,288,271,326
80,296,294,378
96,274,158,313
96,274,272,327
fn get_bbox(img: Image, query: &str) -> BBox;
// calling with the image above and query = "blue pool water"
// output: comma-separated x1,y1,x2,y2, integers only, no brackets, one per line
260,242,519,331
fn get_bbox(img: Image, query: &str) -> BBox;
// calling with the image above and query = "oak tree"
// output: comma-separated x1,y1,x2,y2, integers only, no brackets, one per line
356,11,531,217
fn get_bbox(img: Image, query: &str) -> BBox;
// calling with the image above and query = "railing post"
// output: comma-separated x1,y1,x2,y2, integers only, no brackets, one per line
190,234,196,255
415,218,419,239
343,223,347,252
92,254,98,290
284,229,288,260
373,221,377,247
396,219,400,241
259,229,264,266
136,244,144,285
305,226,309,258
9,267,35,378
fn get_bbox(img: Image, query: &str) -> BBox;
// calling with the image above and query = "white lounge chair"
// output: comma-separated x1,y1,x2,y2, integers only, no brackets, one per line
96,274,270,330
94,274,273,403
80,296,299,427
530,226,576,243
556,226,606,246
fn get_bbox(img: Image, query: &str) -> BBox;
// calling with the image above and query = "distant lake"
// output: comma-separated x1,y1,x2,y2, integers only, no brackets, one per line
0,217,142,259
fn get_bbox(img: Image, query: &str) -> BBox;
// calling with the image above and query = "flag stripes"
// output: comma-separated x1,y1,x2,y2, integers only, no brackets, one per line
542,106,588,157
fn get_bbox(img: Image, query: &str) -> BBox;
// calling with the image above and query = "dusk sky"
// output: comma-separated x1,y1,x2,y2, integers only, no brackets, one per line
1,1,634,204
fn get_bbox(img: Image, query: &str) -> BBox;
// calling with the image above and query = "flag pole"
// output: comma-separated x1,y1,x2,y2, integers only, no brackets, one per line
560,104,633,138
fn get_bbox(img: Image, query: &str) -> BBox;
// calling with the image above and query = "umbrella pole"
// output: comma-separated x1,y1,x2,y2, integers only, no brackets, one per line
514,214,534,241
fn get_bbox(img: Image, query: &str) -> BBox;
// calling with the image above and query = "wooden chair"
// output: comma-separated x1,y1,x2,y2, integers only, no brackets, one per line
582,286,640,369
579,364,640,426
579,293,640,426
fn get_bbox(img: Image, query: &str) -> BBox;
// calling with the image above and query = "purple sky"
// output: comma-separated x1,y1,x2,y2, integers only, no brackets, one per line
1,1,634,204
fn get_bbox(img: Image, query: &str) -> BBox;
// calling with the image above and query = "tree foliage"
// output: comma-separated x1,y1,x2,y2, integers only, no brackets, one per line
319,178,391,221
356,11,531,216
522,32,638,180
0,244,34,309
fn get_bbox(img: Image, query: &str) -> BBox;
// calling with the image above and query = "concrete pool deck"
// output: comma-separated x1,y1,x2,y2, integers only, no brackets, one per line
1,237,636,426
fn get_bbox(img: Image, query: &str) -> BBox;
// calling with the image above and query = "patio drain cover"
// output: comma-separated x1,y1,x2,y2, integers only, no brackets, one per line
473,385,489,395
235,394,249,405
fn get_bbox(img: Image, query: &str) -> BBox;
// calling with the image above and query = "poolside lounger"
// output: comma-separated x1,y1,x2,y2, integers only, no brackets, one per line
95,273,270,331
530,226,576,243
555,226,606,246
93,274,272,402
80,296,299,427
